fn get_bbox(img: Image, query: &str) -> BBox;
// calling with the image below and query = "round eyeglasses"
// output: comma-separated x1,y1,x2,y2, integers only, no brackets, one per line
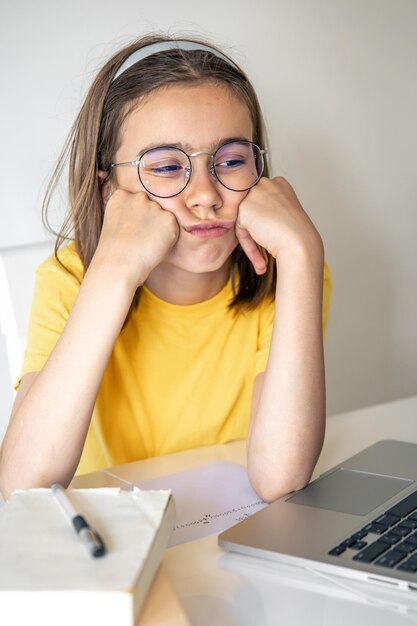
109,140,266,198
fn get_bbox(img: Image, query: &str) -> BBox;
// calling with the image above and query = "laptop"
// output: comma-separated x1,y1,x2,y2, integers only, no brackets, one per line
219,440,417,592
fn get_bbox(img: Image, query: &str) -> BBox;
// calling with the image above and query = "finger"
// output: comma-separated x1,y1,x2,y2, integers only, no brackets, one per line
236,225,268,275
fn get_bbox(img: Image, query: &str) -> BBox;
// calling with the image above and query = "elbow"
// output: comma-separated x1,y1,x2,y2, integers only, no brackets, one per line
0,465,19,501
0,479,19,502
0,449,73,501
248,465,312,504
0,447,12,501
0,466,39,501
0,472,72,502
247,434,325,503
251,480,308,505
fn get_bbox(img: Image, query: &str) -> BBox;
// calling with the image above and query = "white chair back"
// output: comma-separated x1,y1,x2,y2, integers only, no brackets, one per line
0,241,53,440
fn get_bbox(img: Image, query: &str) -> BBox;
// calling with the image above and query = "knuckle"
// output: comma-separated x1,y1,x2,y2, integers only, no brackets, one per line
162,208,174,222
274,176,292,190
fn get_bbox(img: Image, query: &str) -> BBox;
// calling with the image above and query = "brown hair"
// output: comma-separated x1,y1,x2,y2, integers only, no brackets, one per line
43,33,276,311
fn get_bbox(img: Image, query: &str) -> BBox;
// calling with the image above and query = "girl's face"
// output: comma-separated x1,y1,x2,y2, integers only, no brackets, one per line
112,81,254,276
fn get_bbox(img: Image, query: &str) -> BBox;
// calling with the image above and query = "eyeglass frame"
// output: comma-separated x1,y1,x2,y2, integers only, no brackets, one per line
109,140,267,198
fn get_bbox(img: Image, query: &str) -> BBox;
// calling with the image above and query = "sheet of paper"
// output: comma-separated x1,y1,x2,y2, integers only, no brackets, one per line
135,461,268,546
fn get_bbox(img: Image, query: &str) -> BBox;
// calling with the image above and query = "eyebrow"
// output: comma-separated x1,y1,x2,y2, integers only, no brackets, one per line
136,136,253,156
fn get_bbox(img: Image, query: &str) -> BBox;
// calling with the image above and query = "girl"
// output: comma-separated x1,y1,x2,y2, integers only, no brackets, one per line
0,34,332,502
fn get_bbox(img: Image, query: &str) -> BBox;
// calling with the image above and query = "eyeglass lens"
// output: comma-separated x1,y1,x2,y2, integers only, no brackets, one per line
138,141,264,198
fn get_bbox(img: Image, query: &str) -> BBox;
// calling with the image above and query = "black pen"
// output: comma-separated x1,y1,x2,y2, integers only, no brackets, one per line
51,483,106,558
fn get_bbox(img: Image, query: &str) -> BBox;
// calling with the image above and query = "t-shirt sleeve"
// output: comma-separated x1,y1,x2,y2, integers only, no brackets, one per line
254,259,333,377
322,259,332,335
15,246,83,389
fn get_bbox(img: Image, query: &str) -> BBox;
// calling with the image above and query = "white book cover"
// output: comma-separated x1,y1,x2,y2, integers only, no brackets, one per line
0,487,175,626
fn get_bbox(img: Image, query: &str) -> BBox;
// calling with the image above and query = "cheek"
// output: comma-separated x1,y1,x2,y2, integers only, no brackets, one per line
215,188,249,218
113,168,142,193
151,197,182,216
225,189,249,208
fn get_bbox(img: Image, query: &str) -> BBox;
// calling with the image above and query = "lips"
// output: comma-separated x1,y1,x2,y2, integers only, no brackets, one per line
184,221,234,239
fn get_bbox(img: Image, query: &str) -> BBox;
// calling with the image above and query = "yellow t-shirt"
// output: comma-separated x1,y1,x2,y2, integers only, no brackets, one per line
17,244,332,475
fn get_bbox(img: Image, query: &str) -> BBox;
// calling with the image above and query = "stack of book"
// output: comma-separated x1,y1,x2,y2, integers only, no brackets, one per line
0,486,176,626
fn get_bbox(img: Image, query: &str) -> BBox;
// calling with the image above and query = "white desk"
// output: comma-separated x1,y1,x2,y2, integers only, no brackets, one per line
72,395,417,625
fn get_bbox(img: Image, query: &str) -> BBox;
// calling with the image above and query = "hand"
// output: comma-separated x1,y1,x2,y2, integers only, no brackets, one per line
235,177,323,273
94,189,179,290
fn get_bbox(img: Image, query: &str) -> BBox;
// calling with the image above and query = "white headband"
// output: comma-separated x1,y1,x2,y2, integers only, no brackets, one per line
112,40,240,81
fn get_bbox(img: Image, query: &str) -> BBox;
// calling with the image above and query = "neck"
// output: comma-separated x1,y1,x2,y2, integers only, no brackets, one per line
144,262,232,305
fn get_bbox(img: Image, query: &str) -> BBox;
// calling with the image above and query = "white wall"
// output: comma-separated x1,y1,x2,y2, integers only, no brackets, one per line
1,0,416,431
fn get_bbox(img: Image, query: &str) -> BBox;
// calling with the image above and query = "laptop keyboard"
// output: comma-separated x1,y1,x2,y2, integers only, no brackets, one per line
328,488,417,573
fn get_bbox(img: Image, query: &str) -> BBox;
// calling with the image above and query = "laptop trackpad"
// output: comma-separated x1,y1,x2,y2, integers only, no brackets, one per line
287,468,413,515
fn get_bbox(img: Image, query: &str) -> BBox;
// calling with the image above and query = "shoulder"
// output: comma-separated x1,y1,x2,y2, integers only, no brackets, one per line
33,242,84,309
322,259,333,300
323,259,332,285
36,242,84,286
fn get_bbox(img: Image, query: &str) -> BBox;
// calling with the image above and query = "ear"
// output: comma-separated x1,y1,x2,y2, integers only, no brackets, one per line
98,170,114,207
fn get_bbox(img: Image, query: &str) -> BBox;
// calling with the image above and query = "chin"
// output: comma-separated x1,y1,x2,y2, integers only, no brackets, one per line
174,257,230,274
170,242,237,274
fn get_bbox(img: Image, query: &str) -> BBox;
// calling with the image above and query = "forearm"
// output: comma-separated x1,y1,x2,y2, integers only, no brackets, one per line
247,243,326,502
0,255,137,496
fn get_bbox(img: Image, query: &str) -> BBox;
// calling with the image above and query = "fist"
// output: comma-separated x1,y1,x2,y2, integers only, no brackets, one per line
96,189,179,289
236,177,323,270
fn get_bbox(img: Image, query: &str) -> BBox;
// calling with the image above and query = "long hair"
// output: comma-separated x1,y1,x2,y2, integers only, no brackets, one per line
43,33,276,311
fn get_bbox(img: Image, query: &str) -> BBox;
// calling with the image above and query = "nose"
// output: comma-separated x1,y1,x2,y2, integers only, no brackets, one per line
183,155,223,217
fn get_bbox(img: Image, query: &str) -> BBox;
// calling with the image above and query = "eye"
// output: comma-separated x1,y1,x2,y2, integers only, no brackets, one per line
215,157,246,169
141,148,188,177
150,163,184,176
214,143,251,170
141,159,185,177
